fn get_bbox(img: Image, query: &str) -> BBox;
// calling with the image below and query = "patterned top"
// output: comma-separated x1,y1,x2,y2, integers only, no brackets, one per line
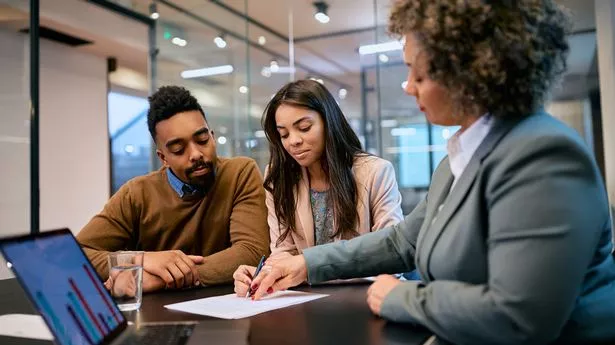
310,189,334,246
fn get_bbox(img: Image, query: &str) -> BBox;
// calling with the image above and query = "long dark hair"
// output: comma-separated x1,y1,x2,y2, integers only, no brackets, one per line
262,79,366,247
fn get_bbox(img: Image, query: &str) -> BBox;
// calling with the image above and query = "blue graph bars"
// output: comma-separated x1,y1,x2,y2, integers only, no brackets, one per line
36,290,72,345
67,305,94,345
68,291,100,343
34,265,122,344
83,263,121,325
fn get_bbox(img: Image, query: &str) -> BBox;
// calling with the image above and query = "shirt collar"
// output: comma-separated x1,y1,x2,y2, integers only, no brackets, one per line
447,114,494,183
166,168,200,198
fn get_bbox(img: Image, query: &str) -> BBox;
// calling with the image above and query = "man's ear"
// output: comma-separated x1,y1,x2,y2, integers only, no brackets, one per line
156,149,169,168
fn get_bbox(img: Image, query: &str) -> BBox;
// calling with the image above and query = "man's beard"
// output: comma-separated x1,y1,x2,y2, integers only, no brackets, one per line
186,160,216,193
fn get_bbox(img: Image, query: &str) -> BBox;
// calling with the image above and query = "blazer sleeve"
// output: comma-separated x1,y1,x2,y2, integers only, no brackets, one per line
368,159,404,230
264,166,299,256
380,135,609,345
303,198,427,283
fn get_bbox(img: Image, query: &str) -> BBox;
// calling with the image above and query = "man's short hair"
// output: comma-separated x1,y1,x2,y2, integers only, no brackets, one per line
147,86,206,141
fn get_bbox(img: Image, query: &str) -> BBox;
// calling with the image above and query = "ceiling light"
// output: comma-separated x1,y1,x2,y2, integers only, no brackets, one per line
214,34,227,48
217,136,227,145
378,54,389,63
313,1,330,24
239,86,249,94
338,88,347,99
401,81,408,89
258,36,266,45
359,40,402,55
180,65,234,79
171,37,187,47
269,60,279,72
149,3,159,20
262,65,296,76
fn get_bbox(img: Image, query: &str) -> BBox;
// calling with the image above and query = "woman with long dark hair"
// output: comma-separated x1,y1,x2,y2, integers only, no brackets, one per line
233,79,403,293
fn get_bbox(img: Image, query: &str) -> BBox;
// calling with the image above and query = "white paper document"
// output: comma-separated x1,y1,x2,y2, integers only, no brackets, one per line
0,313,54,340
164,290,328,319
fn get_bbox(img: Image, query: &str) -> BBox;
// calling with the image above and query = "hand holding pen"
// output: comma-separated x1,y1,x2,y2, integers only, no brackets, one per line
245,255,267,298
232,255,268,298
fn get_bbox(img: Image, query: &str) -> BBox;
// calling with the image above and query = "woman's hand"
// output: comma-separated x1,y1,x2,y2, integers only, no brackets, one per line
265,252,294,266
233,265,257,296
251,255,308,300
366,274,401,316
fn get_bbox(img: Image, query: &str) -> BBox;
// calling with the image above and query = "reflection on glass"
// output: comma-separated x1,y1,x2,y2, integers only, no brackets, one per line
108,92,151,193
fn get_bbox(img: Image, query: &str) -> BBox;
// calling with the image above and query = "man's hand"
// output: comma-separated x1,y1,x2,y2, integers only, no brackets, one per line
105,268,137,297
366,274,401,316
142,270,166,293
105,269,167,294
143,250,204,289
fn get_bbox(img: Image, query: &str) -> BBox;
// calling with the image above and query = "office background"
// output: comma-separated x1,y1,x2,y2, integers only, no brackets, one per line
1,0,614,280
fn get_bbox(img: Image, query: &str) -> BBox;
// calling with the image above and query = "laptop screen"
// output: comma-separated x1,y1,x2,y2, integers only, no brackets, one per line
0,229,127,345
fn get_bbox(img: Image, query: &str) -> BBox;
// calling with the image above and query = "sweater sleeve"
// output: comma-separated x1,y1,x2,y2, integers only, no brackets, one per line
76,183,139,280
196,160,270,284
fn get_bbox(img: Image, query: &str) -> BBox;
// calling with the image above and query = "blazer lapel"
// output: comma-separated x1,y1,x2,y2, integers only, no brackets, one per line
426,157,454,219
296,168,315,247
421,116,522,276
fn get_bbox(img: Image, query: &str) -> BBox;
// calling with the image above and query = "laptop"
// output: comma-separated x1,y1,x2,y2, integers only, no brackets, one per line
0,228,249,345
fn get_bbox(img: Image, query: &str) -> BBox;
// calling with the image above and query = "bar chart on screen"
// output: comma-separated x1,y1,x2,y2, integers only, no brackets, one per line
0,233,124,345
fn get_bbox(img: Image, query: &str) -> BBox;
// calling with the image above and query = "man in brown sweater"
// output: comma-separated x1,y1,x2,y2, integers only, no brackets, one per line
77,85,269,293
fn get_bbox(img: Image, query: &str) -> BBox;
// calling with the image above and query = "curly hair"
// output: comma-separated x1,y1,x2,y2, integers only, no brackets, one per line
147,85,207,141
388,0,572,118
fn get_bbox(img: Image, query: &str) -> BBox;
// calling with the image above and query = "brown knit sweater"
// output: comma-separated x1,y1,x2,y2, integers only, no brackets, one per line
76,156,270,285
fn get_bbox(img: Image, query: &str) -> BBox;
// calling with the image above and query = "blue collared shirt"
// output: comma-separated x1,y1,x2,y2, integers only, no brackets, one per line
166,168,201,198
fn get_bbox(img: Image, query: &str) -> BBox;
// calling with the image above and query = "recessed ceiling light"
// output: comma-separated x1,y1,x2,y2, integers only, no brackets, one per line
214,34,227,48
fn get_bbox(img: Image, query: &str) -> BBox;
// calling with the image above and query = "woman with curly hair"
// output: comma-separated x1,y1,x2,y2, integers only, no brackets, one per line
243,1,615,343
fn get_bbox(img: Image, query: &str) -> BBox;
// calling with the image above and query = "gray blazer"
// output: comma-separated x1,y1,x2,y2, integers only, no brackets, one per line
303,111,615,345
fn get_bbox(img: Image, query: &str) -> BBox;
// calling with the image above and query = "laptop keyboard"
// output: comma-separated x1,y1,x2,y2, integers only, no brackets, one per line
124,324,195,345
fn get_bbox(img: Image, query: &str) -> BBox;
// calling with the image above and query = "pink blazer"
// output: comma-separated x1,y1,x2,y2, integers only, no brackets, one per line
266,155,404,255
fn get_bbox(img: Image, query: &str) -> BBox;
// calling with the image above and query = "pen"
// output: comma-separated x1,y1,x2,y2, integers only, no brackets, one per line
246,255,266,298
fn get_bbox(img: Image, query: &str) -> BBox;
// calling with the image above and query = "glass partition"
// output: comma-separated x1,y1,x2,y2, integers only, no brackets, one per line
0,0,31,279
104,0,599,215
0,0,31,235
